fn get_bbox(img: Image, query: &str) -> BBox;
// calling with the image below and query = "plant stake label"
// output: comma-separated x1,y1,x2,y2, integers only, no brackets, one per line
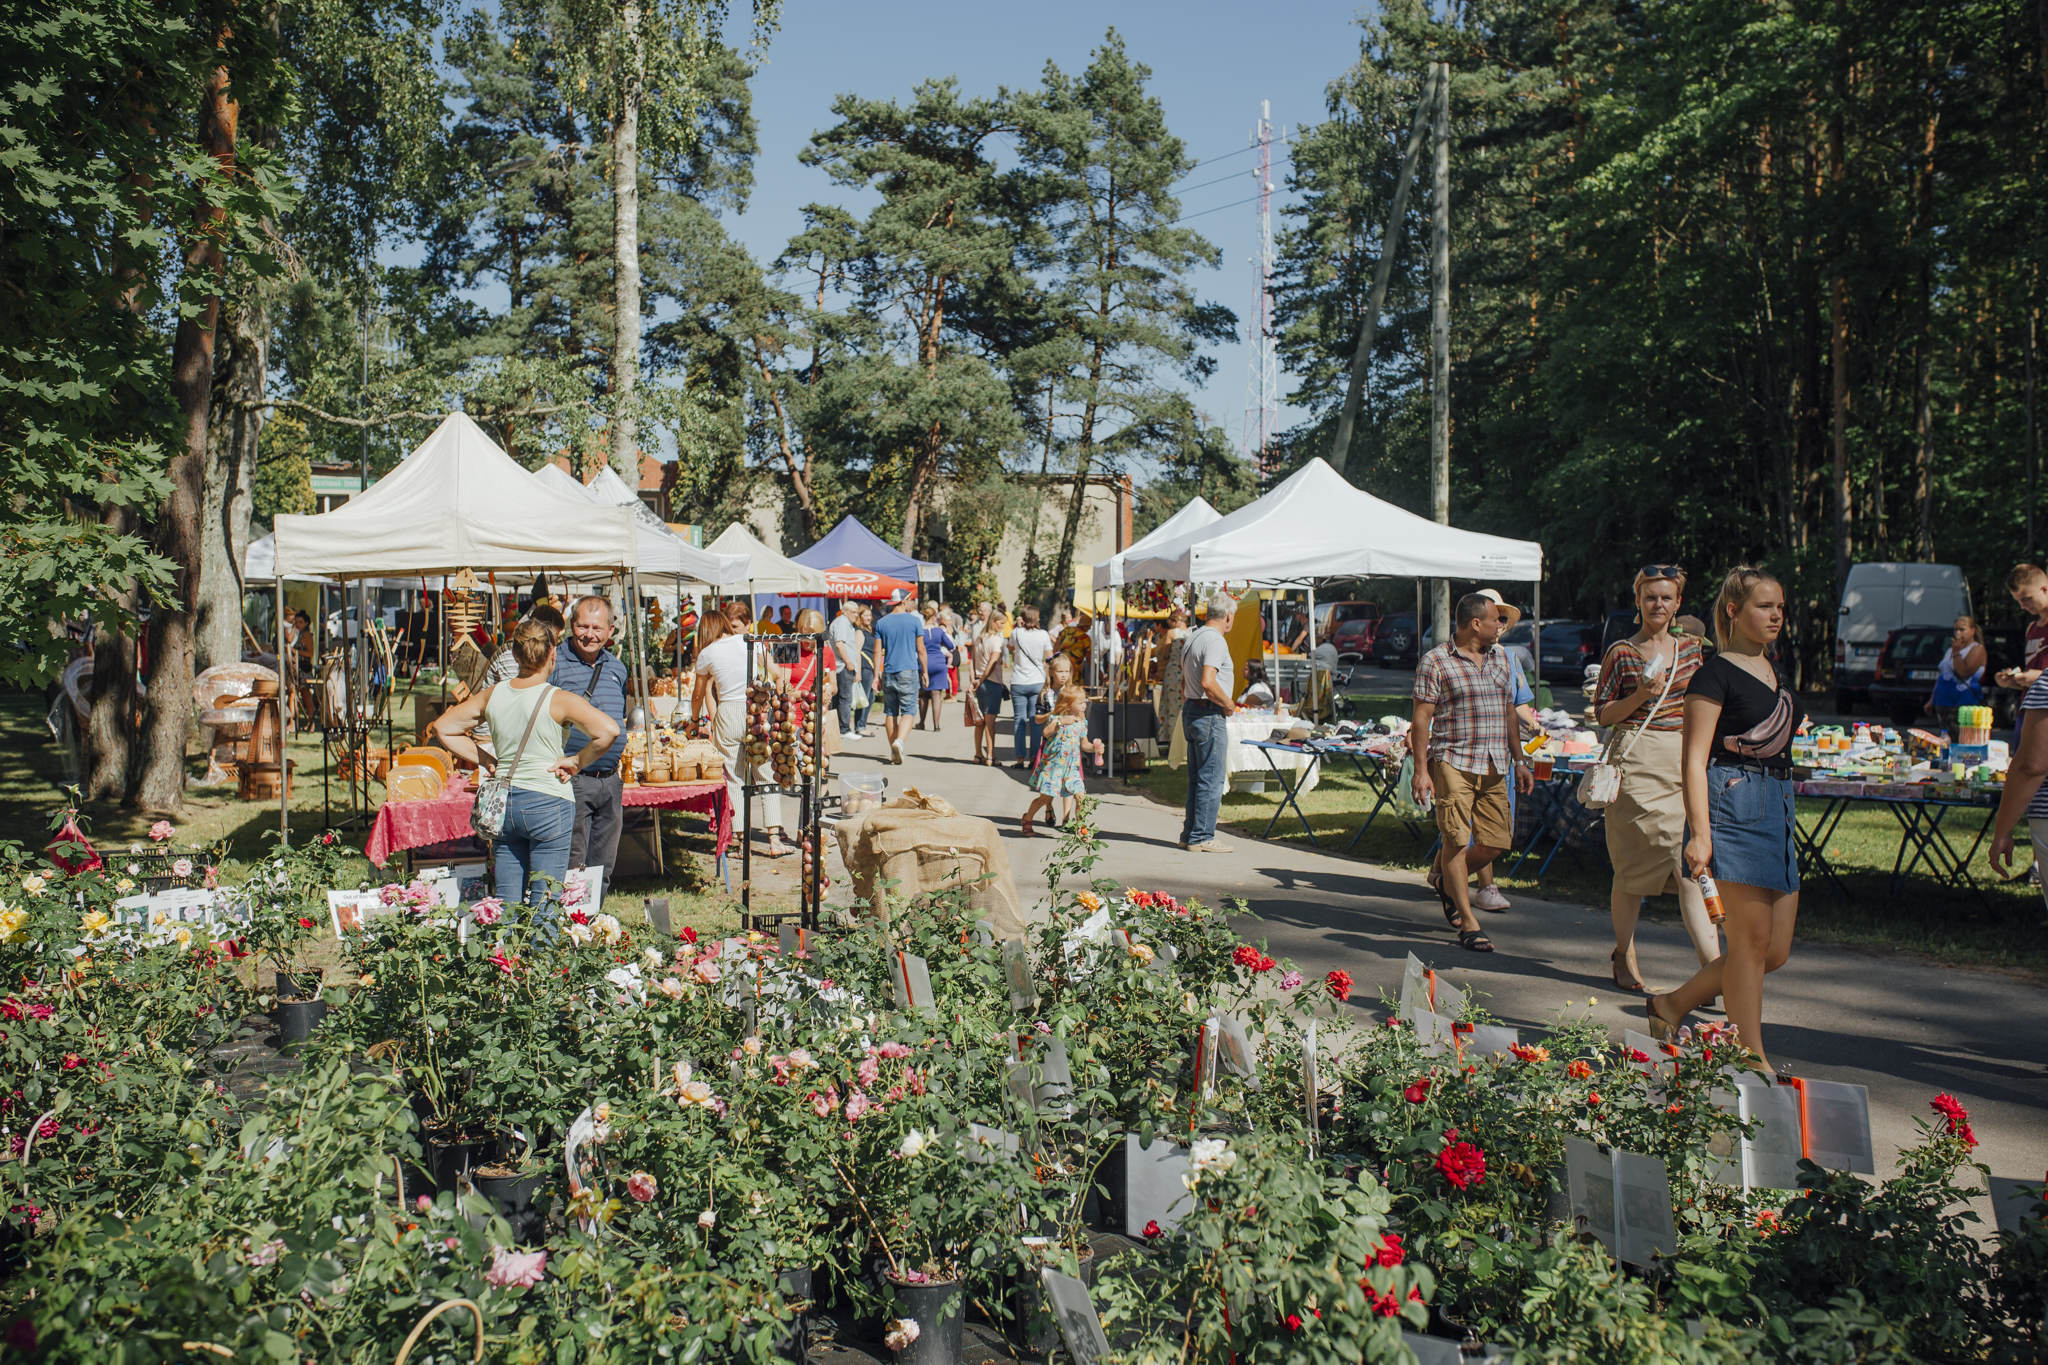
1003,938,1036,1012
1041,1267,1111,1365
892,951,935,1011
1122,1132,1193,1236
1563,1136,1674,1268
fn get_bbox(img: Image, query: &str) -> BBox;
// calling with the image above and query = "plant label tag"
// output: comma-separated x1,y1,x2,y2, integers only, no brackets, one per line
892,951,935,1011
1413,1008,1454,1057
1989,1177,2047,1234
1613,1149,1676,1269
1040,1267,1111,1365
1215,1012,1259,1086
1034,1034,1074,1109
778,923,808,958
1303,1019,1319,1136
1003,939,1036,1013
971,918,997,947
1191,1018,1222,1100
563,865,604,914
1398,953,1427,1020
1734,1075,1804,1191
1401,1333,1503,1363
1564,1136,1618,1257
1780,1076,1874,1175
1123,1132,1193,1236
964,1123,1021,1164
326,889,383,937
1461,1024,1519,1058
1147,940,1179,975
645,897,672,938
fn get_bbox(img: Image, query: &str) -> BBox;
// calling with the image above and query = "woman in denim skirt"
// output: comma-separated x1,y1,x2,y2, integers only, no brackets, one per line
1644,567,1805,1070
433,618,622,912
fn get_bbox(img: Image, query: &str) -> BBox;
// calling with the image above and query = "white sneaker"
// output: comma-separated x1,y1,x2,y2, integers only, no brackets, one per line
1472,885,1511,912
890,740,904,766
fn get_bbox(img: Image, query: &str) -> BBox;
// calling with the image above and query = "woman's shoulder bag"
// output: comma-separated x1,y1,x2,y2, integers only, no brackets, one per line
472,684,555,841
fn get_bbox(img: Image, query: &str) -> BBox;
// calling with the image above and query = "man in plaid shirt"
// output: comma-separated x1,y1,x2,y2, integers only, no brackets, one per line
1411,592,1535,953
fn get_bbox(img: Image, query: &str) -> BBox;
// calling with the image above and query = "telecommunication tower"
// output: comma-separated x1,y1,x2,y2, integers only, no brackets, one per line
1242,101,1280,480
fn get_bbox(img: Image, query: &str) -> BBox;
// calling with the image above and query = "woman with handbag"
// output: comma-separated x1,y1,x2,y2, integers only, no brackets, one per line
432,618,621,910
1644,567,1805,1070
694,611,790,858
969,608,1009,765
1593,567,1714,991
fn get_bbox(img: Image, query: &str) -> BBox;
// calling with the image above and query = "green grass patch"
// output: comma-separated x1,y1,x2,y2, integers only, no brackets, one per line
1125,755,2048,971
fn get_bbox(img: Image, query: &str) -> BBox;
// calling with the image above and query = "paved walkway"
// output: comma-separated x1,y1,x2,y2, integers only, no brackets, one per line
823,707,2048,1191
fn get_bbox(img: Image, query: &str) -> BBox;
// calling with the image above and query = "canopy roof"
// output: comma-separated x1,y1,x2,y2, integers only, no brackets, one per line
274,413,636,578
1093,495,1220,589
1116,458,1542,585
791,514,941,583
706,523,830,595
532,464,747,585
804,565,914,600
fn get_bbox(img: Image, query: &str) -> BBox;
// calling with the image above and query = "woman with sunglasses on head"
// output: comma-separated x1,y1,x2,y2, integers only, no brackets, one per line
1645,567,1804,1070
1926,615,1986,738
1593,566,1716,991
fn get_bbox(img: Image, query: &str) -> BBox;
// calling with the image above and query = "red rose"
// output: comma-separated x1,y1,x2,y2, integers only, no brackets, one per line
298,918,314,929
1403,1079,1430,1105
1254,954,1276,973
1142,1219,1161,1239
1626,1048,1651,1064
681,926,699,944
1325,969,1353,1002
1285,1313,1303,1333
1436,1140,1486,1191
1586,1091,1602,1106
1231,944,1261,969
1375,1232,1404,1267
570,910,591,925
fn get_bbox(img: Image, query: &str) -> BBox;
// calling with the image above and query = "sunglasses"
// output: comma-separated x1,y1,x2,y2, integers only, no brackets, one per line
1638,564,1686,580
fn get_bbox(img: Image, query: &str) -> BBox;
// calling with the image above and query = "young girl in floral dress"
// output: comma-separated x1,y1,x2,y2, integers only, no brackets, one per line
1020,684,1099,836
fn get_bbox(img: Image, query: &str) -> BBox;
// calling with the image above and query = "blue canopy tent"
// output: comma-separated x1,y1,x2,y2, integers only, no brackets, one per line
791,515,941,585
769,514,943,614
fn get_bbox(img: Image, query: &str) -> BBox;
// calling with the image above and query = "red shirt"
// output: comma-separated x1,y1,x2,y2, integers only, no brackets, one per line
2027,619,2048,675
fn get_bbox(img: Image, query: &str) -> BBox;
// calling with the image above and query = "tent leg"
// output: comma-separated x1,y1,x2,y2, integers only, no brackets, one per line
1533,573,1542,694
278,578,289,848
1307,583,1318,718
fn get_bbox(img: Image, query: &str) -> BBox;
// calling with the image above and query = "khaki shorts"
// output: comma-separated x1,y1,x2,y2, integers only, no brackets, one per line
1429,761,1513,851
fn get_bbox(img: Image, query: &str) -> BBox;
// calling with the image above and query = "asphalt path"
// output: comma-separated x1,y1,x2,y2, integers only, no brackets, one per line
814,704,2048,1196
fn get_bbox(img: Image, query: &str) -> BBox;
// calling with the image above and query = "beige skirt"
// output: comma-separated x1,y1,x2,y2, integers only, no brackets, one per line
1604,726,1687,896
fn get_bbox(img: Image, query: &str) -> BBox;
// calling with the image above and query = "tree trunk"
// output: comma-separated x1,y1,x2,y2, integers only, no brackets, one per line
899,417,943,555
136,52,238,813
1049,355,1107,614
84,504,139,803
1429,61,1452,648
609,0,643,487
197,295,264,675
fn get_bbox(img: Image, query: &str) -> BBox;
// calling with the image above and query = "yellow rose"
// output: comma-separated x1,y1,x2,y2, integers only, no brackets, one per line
79,909,112,938
114,878,135,893
20,874,47,895
1076,891,1103,912
0,905,26,943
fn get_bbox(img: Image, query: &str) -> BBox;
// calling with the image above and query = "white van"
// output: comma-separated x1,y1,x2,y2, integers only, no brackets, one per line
1835,562,1971,711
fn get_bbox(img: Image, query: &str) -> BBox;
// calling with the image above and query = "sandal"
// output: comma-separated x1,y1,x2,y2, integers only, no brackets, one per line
1643,993,1683,1043
1456,929,1494,953
1019,816,1035,837
1427,871,1460,931
1611,946,1645,994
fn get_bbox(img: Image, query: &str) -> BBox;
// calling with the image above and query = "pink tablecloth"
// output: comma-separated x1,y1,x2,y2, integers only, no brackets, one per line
367,777,730,866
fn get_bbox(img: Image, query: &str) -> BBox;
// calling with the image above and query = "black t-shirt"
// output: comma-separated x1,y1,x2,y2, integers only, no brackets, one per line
1688,653,1805,771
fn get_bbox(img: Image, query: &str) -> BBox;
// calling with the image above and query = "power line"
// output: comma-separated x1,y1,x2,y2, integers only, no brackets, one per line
1173,167,1260,197
1165,192,1264,226
1170,144,1258,183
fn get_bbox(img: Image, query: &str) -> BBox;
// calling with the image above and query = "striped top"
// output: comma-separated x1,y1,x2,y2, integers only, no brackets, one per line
1595,635,1703,732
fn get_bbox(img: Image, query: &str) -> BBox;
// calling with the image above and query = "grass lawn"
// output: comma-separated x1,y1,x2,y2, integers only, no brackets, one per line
1,682,777,941
1127,735,2048,973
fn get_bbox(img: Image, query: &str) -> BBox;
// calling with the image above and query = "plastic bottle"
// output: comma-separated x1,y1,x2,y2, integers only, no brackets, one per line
1697,872,1726,926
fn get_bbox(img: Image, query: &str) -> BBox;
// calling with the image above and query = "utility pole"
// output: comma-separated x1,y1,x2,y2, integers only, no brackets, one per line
1242,101,1279,481
1429,61,1451,648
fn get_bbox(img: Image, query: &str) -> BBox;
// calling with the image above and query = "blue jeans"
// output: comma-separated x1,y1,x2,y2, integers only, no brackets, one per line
1010,684,1045,764
494,788,574,913
1181,700,1228,846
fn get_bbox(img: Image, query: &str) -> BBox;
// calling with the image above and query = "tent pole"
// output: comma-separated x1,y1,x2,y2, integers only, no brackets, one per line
1307,583,1318,718
278,577,289,847
1533,569,1542,704
629,568,652,748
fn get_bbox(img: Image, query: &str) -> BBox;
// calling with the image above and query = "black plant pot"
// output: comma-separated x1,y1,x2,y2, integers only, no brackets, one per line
887,1277,963,1365
275,997,328,1055
275,970,323,1000
476,1169,548,1245
426,1135,493,1196
773,1266,814,1363
1007,1249,1096,1354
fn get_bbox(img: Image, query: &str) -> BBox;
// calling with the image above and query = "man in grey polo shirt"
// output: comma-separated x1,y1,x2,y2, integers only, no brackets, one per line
828,598,862,739
549,595,630,885
1180,592,1239,852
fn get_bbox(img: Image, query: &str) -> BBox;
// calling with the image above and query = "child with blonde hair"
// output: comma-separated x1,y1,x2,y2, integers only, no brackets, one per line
1019,684,1098,836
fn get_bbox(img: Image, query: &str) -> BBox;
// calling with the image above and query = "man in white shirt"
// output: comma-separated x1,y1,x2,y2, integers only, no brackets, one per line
1180,593,1239,852
829,598,863,739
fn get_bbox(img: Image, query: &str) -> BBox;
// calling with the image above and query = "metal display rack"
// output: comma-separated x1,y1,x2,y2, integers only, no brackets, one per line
739,628,828,934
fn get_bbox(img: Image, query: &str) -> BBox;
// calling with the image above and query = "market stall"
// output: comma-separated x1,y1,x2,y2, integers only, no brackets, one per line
705,523,831,597
791,513,942,584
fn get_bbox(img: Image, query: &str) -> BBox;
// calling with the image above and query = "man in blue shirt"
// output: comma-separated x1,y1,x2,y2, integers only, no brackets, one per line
873,590,928,765
550,595,630,888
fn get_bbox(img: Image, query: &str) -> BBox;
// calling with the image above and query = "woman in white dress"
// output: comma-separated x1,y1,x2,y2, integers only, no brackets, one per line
693,610,788,858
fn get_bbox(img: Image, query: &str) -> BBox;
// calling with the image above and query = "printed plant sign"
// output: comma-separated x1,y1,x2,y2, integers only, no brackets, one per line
1003,938,1036,1013
326,889,384,937
892,951,935,1011
1041,1268,1111,1365
1123,1133,1193,1236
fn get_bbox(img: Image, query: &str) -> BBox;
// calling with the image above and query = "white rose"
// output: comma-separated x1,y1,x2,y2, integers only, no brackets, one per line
897,1129,929,1159
697,1208,716,1229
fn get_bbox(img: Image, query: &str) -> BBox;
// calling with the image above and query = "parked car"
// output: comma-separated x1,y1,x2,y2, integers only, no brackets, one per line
1868,624,2019,730
1315,601,1381,651
1373,612,1420,669
1834,562,1971,714
1500,619,1584,692
1530,620,1604,685
1330,618,1377,663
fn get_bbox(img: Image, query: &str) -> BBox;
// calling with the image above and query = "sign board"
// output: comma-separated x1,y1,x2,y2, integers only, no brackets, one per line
326,889,385,937
892,951,935,1011
1564,1136,1676,1268
1122,1132,1193,1237
1041,1268,1111,1365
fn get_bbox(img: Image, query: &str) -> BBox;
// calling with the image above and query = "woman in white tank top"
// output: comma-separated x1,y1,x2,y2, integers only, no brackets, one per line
433,619,621,909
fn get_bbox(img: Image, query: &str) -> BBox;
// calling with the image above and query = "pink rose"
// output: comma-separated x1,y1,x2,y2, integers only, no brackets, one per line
809,1089,837,1119
844,1091,872,1122
1279,971,1303,991
856,1056,881,1088
473,897,504,926
876,1041,912,1060
627,1171,658,1202
484,1246,547,1288
693,960,722,985
148,821,174,843
172,859,193,879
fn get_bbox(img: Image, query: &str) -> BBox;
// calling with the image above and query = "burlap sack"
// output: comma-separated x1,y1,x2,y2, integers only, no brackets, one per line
831,786,1026,938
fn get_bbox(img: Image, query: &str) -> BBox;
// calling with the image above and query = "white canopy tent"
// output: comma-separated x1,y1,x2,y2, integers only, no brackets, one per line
1116,457,1544,721
275,413,638,577
1117,458,1541,586
705,523,830,596
531,464,748,585
1092,495,1220,590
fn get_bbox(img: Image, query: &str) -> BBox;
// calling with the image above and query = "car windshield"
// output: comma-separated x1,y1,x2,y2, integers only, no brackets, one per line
1887,630,1948,666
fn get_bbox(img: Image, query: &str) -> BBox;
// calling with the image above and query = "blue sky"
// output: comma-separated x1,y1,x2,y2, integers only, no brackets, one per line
721,0,1374,452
